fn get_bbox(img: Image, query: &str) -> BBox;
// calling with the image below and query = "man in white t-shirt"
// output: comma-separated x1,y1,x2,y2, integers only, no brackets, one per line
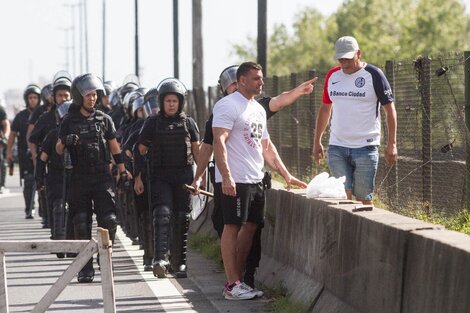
213,62,306,300
313,36,398,204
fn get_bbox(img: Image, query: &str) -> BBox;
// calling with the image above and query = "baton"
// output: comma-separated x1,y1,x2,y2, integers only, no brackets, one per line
183,184,214,197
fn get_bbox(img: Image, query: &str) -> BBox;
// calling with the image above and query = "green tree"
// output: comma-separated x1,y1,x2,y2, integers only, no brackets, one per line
231,8,335,75
232,0,470,75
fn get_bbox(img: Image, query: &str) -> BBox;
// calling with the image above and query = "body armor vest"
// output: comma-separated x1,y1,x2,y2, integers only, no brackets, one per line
151,114,193,172
47,129,64,173
69,111,110,168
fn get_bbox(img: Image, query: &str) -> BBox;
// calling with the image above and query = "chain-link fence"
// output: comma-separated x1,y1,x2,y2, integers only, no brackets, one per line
186,52,470,215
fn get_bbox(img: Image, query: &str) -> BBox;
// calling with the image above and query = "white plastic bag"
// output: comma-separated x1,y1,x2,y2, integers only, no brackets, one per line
306,172,347,199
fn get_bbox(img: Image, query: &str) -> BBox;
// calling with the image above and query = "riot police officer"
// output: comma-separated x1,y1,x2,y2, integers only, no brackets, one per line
137,78,200,278
7,84,41,218
35,100,72,252
124,90,156,271
56,73,131,283
0,103,9,193
30,71,73,228
97,80,117,114
27,83,54,161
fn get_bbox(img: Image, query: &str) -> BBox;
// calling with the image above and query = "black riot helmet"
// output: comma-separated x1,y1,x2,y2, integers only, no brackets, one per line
52,71,72,103
55,99,72,123
123,89,144,119
109,88,122,108
41,83,53,105
218,65,238,95
104,80,117,96
70,73,105,107
23,84,42,107
119,81,139,103
143,87,159,118
157,78,187,114
131,94,145,118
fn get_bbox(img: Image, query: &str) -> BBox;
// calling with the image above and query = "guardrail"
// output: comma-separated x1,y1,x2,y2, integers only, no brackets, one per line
0,227,115,313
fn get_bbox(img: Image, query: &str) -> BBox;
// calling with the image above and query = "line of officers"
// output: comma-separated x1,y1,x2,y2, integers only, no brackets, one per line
7,71,201,283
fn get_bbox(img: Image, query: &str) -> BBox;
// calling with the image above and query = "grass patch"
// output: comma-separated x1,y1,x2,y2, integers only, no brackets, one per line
406,209,470,235
260,283,308,313
188,233,222,263
377,197,470,235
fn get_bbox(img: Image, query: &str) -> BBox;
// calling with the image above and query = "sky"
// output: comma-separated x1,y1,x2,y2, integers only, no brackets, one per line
1,0,469,112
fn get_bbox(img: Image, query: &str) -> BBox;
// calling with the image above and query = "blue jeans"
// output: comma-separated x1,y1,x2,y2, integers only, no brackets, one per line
327,145,379,201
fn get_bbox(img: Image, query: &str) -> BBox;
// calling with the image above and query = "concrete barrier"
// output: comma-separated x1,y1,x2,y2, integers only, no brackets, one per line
189,186,470,313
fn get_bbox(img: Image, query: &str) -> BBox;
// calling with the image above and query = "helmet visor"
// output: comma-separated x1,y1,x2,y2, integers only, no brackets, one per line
76,75,105,96
56,100,72,119
53,71,72,85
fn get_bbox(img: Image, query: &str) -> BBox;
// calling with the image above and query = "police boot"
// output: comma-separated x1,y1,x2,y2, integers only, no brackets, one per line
52,199,66,258
170,212,189,278
77,258,95,283
152,207,170,278
143,256,153,272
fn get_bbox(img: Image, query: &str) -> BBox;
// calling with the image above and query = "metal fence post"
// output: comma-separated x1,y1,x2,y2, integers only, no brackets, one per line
418,56,433,211
291,73,300,175
464,51,470,209
385,60,399,205
308,70,317,176
273,75,282,156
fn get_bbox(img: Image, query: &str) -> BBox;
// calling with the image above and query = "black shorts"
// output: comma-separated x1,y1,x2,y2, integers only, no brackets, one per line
214,182,265,225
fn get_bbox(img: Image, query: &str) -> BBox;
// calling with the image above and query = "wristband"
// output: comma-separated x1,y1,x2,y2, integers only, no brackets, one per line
113,153,123,164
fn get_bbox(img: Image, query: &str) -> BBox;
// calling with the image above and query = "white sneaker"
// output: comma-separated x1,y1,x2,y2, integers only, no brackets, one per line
223,281,257,300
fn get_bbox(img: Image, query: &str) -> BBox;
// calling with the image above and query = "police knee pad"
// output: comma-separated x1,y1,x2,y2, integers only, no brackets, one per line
73,212,92,238
153,205,170,226
101,212,117,242
101,213,118,231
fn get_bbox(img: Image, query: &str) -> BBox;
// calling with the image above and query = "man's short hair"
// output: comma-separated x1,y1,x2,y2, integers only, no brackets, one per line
236,62,263,81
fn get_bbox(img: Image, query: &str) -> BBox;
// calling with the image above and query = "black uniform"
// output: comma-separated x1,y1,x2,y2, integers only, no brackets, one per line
28,104,49,127
38,128,66,240
11,109,35,217
205,96,273,287
115,117,139,243
29,107,58,148
0,106,7,190
58,107,118,276
138,112,199,276
126,118,154,268
30,106,58,227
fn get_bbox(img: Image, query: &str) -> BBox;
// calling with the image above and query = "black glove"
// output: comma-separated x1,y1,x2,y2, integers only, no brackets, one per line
65,134,79,148
36,179,45,191
118,170,130,189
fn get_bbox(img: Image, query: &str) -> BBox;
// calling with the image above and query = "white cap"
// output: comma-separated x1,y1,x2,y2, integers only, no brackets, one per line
335,36,359,60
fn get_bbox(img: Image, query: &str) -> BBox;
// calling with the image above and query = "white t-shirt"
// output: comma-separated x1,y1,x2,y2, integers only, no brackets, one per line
212,91,269,184
322,63,394,148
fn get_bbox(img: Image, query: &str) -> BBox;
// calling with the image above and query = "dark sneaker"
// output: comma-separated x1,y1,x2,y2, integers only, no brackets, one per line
25,215,34,219
173,264,187,278
143,264,153,272
77,267,95,283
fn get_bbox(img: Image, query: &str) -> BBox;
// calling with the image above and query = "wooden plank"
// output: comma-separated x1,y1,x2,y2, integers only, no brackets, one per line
97,228,116,313
0,240,90,253
0,252,8,313
31,240,98,313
